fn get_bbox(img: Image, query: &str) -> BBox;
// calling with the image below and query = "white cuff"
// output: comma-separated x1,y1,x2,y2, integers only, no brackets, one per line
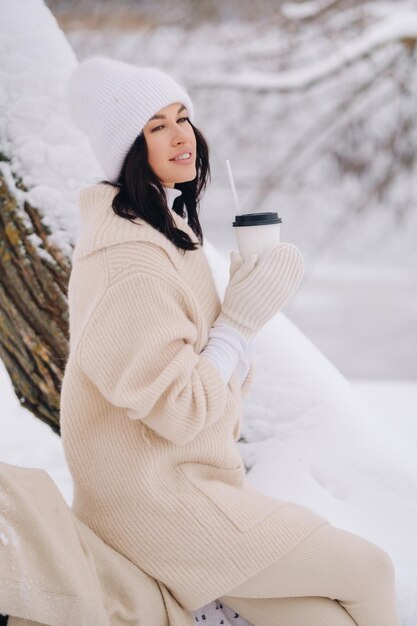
200,323,249,385
234,338,255,386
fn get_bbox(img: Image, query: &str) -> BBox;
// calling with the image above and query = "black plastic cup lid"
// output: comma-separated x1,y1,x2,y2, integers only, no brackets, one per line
233,212,282,227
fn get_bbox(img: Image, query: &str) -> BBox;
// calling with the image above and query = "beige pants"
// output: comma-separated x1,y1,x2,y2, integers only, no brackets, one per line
219,523,402,626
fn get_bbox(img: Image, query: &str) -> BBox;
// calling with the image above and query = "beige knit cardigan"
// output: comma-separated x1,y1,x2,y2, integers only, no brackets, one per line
60,183,326,611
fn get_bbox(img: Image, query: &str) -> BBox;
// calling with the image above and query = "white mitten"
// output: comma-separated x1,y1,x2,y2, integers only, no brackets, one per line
215,243,304,341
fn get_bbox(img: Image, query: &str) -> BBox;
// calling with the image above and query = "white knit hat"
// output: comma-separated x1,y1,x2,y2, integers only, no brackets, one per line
67,56,195,182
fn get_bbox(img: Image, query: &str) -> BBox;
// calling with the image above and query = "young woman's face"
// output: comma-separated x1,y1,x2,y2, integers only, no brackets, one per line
143,102,197,188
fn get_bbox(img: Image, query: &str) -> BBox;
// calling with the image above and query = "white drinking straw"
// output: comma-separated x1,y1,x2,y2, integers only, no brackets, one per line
225,159,241,215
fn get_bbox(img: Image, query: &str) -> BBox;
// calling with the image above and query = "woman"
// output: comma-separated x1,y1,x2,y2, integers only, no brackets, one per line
61,56,402,625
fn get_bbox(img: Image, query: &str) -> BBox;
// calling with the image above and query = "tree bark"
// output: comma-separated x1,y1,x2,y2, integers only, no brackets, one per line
0,164,71,435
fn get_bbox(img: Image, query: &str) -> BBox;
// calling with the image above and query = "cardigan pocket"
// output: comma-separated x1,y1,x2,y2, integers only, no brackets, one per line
178,461,284,533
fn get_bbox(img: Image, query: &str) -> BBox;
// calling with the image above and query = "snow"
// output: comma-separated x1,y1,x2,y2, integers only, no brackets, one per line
0,517,19,549
0,0,104,258
282,0,341,21
1,0,416,623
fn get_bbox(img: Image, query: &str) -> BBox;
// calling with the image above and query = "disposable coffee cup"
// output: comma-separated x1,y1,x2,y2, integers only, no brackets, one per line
233,212,282,261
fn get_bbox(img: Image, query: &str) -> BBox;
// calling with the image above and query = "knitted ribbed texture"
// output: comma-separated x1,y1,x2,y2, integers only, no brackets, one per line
60,183,326,612
220,523,401,625
216,244,305,341
219,595,356,626
67,56,194,182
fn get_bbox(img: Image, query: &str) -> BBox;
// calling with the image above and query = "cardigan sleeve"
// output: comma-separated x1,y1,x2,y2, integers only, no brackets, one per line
76,272,228,446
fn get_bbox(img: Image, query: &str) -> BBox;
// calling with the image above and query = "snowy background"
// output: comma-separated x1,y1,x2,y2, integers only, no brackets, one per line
56,0,417,380
0,0,416,624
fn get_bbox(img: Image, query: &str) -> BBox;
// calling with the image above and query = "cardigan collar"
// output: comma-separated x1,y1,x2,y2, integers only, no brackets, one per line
72,183,198,263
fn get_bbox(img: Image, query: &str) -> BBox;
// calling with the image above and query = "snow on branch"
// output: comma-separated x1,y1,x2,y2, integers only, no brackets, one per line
281,0,342,21
190,11,417,93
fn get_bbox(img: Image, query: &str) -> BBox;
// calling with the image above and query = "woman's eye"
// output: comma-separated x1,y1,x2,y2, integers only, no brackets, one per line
150,117,188,132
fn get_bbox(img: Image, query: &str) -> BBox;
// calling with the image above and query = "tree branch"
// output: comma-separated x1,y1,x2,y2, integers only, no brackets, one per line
190,12,417,93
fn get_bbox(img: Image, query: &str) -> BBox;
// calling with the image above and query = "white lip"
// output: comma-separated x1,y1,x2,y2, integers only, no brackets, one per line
170,151,192,162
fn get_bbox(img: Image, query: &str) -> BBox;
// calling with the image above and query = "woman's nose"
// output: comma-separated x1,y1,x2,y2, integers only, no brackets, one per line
172,126,188,144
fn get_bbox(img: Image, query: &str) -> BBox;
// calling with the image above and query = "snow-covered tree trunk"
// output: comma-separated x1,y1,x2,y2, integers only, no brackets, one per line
0,169,70,434
0,0,102,433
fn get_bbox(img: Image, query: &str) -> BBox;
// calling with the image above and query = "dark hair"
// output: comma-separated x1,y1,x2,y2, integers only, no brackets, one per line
100,121,210,253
